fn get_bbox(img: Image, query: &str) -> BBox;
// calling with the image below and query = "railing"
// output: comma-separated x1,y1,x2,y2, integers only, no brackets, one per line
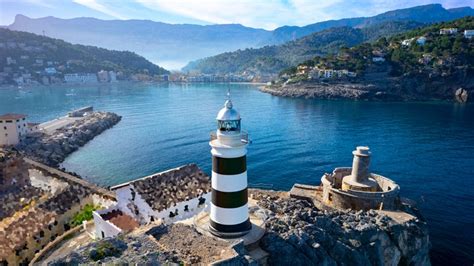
210,130,250,144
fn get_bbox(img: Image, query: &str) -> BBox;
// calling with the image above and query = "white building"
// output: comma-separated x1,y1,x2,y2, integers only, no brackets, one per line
402,38,415,46
0,114,28,146
93,164,211,239
464,30,474,39
97,70,109,82
64,73,98,83
439,28,458,35
6,57,16,65
109,71,117,82
45,67,57,75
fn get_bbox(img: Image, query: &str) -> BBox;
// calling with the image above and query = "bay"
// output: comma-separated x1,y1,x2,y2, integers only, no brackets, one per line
1,82,473,265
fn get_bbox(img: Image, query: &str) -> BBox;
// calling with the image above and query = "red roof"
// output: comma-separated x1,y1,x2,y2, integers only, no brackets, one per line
0,113,26,120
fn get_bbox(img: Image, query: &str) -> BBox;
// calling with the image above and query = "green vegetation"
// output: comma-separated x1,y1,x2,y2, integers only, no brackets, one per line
282,16,474,79
183,21,424,75
88,240,124,261
0,28,168,80
70,204,99,227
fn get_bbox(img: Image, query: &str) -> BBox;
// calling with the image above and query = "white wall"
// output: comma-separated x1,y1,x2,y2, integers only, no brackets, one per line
114,184,211,225
93,206,122,239
0,117,28,146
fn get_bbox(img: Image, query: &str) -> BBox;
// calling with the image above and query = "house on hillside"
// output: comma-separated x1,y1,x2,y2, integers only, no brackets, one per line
416,37,427,46
402,38,415,46
464,30,474,39
439,28,458,35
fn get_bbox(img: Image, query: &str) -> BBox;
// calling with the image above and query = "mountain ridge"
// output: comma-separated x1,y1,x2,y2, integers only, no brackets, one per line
182,21,425,76
6,4,473,70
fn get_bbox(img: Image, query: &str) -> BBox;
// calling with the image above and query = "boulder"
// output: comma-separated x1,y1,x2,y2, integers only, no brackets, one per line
454,88,468,103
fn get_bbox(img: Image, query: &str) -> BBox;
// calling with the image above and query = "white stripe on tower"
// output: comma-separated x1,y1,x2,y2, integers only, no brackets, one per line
212,171,248,192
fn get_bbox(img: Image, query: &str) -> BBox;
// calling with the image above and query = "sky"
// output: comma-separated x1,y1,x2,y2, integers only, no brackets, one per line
0,0,473,30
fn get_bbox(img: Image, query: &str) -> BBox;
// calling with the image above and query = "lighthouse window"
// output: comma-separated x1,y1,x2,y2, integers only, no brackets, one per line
218,120,240,132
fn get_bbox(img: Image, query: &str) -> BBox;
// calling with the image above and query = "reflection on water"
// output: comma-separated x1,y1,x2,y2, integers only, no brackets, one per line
1,83,473,265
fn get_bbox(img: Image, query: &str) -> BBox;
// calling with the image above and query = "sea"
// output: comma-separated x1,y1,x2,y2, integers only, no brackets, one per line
1,82,473,265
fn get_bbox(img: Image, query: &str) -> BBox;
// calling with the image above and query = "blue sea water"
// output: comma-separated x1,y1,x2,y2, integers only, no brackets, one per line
1,83,473,265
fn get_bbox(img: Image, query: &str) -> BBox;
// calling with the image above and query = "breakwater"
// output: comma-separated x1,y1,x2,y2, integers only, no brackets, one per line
17,112,121,167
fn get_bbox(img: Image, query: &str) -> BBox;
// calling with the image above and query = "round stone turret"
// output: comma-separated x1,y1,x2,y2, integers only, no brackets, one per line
342,146,378,192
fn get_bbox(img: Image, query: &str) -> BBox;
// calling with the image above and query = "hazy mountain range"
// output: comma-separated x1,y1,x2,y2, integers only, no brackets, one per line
5,4,473,70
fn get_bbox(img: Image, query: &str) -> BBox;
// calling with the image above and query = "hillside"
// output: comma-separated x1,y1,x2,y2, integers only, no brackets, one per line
271,4,474,43
7,15,271,70
264,17,474,101
6,4,473,70
0,29,168,85
183,21,424,77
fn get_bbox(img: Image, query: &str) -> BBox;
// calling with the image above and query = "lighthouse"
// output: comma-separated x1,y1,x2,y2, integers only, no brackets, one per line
209,93,252,237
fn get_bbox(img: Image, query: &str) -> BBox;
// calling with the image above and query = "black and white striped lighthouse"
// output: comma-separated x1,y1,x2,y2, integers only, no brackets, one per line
209,93,251,237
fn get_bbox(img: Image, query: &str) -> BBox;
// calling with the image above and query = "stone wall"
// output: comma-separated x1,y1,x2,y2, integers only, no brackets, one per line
321,168,400,210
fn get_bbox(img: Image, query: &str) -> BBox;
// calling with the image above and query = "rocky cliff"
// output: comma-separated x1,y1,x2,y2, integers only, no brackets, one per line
262,71,473,102
17,112,121,166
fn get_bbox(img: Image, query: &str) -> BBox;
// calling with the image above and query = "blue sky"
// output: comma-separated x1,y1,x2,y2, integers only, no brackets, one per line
1,0,472,29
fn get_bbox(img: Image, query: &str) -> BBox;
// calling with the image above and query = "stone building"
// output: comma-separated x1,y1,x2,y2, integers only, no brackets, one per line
320,146,400,210
93,164,211,239
0,151,113,265
0,113,28,146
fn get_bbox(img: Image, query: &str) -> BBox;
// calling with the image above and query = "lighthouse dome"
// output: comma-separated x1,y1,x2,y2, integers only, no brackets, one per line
216,99,241,132
216,100,240,121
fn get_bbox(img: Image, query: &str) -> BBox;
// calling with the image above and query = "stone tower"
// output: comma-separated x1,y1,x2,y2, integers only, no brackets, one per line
342,146,378,192
209,93,251,237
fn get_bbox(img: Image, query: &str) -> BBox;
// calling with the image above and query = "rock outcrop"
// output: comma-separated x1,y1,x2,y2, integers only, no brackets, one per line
261,82,403,101
254,191,431,266
49,224,249,265
454,88,469,103
17,112,121,166
262,70,473,102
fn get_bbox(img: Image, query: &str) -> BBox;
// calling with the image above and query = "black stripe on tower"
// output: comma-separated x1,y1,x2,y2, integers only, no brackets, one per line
210,218,252,233
212,188,248,208
212,156,246,175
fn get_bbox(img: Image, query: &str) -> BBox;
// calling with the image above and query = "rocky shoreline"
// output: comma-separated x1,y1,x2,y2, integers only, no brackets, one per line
17,112,121,167
253,190,430,265
50,189,431,265
261,77,472,102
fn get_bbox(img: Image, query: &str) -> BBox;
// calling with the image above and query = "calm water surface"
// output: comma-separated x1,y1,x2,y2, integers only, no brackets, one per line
1,83,473,265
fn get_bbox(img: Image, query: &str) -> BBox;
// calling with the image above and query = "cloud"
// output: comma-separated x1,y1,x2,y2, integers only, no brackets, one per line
73,0,129,19
136,0,348,29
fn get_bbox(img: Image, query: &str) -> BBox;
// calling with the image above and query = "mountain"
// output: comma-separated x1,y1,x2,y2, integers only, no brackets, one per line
0,29,168,85
266,17,474,101
6,4,473,70
182,21,424,77
270,4,474,43
7,15,272,70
